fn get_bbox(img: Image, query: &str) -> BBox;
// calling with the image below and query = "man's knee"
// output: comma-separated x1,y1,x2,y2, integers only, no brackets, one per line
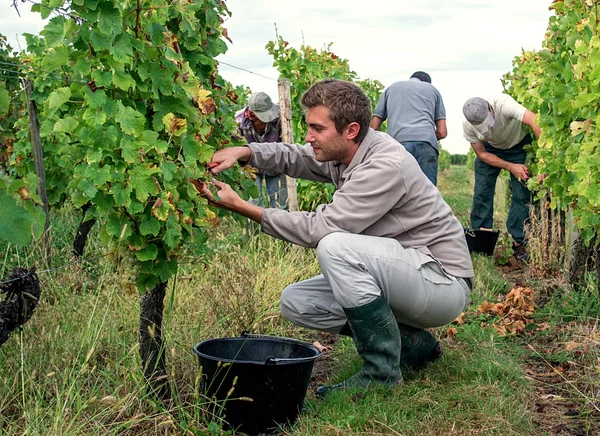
316,232,352,264
280,285,302,324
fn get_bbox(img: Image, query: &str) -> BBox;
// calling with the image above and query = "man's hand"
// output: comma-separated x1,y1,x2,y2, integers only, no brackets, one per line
509,163,529,181
190,178,242,210
209,146,252,175
190,177,265,223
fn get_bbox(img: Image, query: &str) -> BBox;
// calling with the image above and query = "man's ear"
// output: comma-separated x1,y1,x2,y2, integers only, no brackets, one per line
346,122,360,141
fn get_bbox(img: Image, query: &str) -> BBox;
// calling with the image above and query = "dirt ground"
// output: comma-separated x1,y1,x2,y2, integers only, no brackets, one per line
498,260,600,435
307,331,340,392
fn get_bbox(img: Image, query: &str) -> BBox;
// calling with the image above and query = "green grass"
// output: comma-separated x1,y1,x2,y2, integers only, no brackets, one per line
291,329,534,435
438,165,508,234
438,165,474,228
0,215,320,434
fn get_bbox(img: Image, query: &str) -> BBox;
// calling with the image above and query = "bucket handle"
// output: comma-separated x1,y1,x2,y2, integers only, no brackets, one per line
241,330,268,339
264,356,307,365
241,332,296,365
241,331,321,364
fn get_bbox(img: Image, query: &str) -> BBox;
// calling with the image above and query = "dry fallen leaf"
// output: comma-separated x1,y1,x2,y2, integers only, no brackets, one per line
564,341,585,352
478,286,536,336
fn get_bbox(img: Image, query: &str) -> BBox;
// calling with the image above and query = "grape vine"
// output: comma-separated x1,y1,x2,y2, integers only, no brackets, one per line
0,34,45,246
502,0,600,246
8,0,254,292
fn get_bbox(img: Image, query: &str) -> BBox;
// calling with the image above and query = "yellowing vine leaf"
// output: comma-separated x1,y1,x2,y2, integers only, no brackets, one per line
162,113,187,136
192,87,216,115
17,186,31,201
570,120,593,137
221,27,232,43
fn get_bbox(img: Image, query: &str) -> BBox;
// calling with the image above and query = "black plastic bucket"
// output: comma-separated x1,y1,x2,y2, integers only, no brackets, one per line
193,333,320,435
464,228,500,256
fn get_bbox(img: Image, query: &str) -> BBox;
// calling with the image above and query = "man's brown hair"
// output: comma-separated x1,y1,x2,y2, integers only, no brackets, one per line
300,79,372,144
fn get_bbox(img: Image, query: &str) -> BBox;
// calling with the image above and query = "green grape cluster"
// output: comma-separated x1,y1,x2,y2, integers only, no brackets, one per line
119,249,141,295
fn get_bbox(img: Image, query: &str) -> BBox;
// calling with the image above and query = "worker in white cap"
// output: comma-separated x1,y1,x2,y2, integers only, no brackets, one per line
462,94,541,261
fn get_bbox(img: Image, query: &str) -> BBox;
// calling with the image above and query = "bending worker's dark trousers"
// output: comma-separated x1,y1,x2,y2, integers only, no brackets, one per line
470,135,533,245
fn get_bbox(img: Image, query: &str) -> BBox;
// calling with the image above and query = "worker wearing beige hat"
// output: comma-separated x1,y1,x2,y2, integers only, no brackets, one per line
236,92,288,209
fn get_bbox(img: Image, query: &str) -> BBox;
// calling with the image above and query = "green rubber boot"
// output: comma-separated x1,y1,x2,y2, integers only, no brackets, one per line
338,322,442,371
396,324,443,371
317,296,402,397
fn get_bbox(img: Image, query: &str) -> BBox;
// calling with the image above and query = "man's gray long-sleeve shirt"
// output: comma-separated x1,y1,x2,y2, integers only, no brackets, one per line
247,128,473,278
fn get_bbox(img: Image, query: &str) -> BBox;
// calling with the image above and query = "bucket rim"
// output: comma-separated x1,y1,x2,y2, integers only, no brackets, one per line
193,335,321,365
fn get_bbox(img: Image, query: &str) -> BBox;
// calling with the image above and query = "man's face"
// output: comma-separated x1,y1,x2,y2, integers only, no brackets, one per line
304,106,352,163
247,110,266,129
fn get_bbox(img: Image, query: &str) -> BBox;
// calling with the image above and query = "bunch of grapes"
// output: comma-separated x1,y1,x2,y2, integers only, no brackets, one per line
118,248,141,295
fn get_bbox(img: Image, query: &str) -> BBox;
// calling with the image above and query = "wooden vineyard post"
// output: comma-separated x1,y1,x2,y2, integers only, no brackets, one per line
24,80,51,266
277,78,298,212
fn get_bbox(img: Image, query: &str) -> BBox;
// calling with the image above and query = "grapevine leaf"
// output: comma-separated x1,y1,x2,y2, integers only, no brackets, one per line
86,148,103,164
0,86,9,115
93,191,113,213
78,178,98,199
136,244,158,261
110,183,132,207
161,162,178,181
113,71,136,91
120,137,146,164
129,165,160,202
164,214,182,249
128,200,145,214
47,87,71,116
85,162,112,185
83,107,107,126
71,191,90,208
116,104,145,137
151,197,171,221
157,260,178,282
162,113,187,136
141,130,169,153
90,28,111,51
197,142,216,163
32,2,52,19
149,62,174,96
137,272,159,294
91,70,112,87
111,34,134,64
98,3,123,36
42,16,67,48
54,116,79,133
182,135,201,164
0,192,44,246
42,46,70,71
140,217,161,236
107,214,132,239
